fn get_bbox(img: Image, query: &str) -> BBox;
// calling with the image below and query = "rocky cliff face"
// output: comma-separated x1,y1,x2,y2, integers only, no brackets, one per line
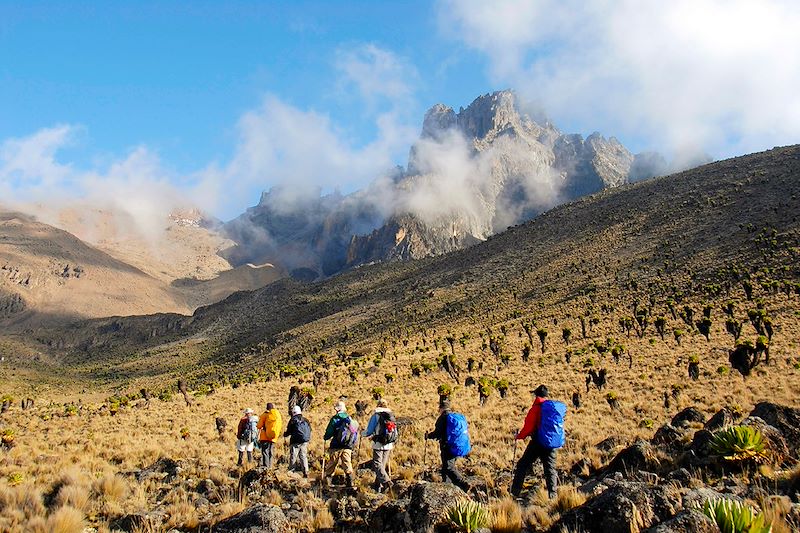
346,90,645,268
224,90,663,277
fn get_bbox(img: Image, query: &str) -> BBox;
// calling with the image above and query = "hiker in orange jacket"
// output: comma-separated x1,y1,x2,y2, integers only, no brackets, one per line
257,403,283,469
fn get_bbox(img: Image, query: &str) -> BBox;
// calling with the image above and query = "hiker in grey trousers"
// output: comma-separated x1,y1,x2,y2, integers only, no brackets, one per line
363,399,394,492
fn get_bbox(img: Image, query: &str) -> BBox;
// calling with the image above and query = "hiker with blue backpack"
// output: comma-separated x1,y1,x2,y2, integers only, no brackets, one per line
363,399,399,493
284,405,312,477
511,384,566,499
323,400,359,488
425,400,471,491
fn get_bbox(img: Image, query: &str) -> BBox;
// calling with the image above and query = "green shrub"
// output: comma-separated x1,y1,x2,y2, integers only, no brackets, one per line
709,426,769,463
447,499,489,533
700,498,771,533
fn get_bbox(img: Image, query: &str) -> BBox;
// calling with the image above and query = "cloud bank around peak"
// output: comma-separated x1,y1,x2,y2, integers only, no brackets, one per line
438,0,800,157
0,43,420,237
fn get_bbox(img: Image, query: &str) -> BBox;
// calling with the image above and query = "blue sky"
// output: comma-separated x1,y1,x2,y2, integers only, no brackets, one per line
1,1,799,221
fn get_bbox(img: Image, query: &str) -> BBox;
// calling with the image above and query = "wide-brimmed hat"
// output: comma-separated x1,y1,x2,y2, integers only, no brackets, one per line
292,405,302,415
532,385,549,397
334,401,346,413
244,408,254,414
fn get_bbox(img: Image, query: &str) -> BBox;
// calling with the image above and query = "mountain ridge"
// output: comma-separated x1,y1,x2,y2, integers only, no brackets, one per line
10,144,798,392
224,89,672,278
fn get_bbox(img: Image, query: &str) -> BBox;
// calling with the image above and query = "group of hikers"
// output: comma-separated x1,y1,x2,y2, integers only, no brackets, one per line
235,384,565,497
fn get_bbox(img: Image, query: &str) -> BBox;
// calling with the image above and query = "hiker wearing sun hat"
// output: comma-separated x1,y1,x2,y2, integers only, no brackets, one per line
236,408,258,466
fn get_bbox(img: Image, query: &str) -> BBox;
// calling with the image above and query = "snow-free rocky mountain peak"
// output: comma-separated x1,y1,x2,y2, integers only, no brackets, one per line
223,90,669,279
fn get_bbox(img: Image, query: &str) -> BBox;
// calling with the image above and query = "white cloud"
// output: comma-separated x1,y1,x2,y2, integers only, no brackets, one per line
438,0,800,157
335,43,419,111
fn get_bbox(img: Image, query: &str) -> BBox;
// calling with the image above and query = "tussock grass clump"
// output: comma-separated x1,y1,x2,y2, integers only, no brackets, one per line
447,499,489,533
93,474,129,503
164,500,200,529
701,498,771,533
489,497,522,533
312,507,335,530
54,484,90,512
552,486,587,514
45,505,86,533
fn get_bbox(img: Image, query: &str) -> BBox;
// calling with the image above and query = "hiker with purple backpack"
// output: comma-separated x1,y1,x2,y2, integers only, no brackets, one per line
511,384,566,499
323,400,359,488
425,400,471,491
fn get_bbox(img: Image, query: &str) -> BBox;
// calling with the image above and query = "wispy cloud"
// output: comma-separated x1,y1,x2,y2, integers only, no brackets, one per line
0,43,420,239
438,0,800,157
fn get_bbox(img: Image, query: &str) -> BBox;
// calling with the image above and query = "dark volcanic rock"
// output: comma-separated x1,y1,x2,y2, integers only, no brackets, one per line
689,430,715,460
371,498,412,532
652,424,687,450
135,457,182,482
704,407,741,432
643,509,717,533
552,481,681,533
596,436,624,452
407,482,467,533
214,504,288,533
682,487,743,509
671,407,706,427
750,402,800,458
605,440,661,475
330,495,362,521
110,511,166,532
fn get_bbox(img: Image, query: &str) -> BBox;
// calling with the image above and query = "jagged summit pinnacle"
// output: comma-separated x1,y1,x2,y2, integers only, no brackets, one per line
225,89,670,278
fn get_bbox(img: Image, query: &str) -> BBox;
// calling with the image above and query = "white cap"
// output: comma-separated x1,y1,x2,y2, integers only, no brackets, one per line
244,408,254,414
292,405,302,415
334,401,345,413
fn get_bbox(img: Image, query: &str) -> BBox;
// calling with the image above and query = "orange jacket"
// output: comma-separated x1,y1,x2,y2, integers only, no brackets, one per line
516,396,546,440
257,408,283,442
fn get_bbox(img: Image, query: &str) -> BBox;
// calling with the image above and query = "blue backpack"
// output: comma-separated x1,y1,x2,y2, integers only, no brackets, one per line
537,400,567,449
445,413,471,457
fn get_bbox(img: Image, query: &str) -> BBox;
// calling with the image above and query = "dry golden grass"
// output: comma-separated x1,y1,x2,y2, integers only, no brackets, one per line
45,506,86,533
552,486,586,514
0,283,799,531
312,507,335,530
489,497,523,533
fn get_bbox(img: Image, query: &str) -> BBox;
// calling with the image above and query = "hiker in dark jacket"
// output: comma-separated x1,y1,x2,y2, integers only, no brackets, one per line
323,401,358,487
284,405,311,477
511,384,558,498
363,399,395,493
425,400,470,491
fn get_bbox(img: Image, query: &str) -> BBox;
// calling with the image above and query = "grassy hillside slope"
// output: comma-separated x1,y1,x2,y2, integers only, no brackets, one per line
0,146,799,532
9,144,797,394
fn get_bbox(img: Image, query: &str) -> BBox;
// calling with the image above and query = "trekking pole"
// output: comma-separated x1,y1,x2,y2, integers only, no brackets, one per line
513,437,518,466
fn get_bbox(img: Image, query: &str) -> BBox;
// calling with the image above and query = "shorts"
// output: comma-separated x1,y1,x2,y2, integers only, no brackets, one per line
236,439,255,452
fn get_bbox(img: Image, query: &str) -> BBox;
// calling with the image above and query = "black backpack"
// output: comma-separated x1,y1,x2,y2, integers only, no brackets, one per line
373,411,399,445
294,417,312,443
